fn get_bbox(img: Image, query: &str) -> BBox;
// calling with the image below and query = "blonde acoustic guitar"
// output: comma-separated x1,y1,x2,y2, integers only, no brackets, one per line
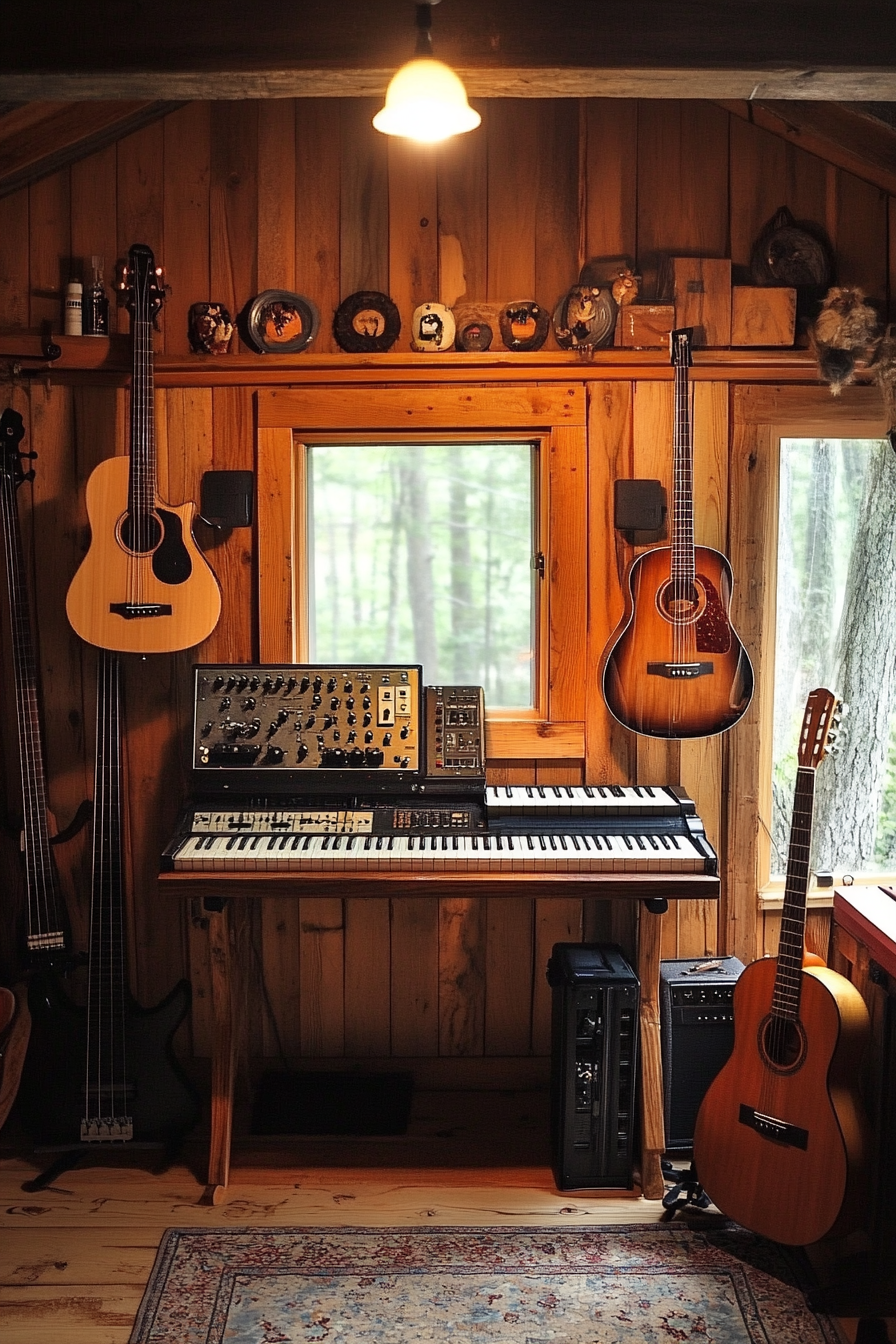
694,689,871,1245
66,244,221,654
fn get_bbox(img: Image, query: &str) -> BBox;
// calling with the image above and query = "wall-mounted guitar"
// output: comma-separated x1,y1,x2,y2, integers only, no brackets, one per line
600,327,753,737
694,688,870,1245
17,648,200,1184
0,407,75,1131
65,243,221,653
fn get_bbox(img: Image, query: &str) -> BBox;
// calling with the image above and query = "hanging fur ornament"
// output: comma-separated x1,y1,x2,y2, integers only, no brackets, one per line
809,286,880,395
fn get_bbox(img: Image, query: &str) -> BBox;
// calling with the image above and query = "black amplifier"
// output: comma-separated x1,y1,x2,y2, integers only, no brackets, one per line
546,943,640,1190
659,955,744,1152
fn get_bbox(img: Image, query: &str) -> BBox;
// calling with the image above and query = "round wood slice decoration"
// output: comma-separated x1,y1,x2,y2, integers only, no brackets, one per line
411,302,456,352
244,289,319,354
553,285,617,350
498,300,549,352
333,291,401,353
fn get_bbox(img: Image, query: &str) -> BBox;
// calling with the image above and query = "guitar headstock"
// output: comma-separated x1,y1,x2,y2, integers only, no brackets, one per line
0,407,30,486
118,243,166,327
670,327,693,368
797,687,842,769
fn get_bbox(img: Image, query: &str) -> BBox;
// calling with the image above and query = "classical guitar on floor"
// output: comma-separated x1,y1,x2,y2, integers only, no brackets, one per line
694,688,871,1246
600,327,753,738
65,242,221,654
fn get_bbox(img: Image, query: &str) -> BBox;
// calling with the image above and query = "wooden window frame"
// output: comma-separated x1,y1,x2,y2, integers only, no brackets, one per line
726,384,887,958
255,382,588,760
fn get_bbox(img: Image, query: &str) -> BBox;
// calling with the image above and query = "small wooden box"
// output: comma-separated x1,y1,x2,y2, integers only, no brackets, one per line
660,256,732,346
731,286,796,346
616,304,675,348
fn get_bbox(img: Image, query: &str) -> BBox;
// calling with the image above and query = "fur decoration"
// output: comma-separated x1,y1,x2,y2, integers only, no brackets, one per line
869,323,896,432
809,286,880,395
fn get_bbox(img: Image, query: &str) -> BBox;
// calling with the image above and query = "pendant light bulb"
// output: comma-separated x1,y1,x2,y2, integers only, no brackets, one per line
374,1,480,144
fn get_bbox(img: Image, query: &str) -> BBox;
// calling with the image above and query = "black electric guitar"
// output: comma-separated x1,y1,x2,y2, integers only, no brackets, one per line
600,328,754,737
65,243,221,654
17,649,200,1154
694,689,870,1244
0,407,73,1130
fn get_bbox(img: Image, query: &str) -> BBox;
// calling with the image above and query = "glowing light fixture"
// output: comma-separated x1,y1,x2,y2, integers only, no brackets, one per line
373,0,481,144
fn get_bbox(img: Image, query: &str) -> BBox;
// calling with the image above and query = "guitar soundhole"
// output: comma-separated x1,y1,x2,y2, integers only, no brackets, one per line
119,511,162,555
658,579,703,624
759,1014,806,1072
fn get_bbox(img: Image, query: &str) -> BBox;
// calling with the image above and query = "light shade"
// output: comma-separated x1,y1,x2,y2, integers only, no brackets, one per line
373,56,481,143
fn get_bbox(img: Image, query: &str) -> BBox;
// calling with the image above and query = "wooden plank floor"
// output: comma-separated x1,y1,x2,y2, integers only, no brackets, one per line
0,1089,888,1344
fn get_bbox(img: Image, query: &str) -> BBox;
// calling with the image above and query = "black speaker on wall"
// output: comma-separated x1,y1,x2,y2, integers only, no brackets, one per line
659,956,744,1152
200,470,254,528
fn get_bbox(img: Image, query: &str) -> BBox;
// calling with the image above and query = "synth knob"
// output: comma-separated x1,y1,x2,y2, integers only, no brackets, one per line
250,675,260,690
201,721,214,736
345,696,355,709
267,722,279,737
323,715,334,729
299,675,310,692
364,730,374,743
213,675,225,690
348,747,366,767
242,697,256,710
313,676,322,692
347,730,357,743
263,677,274,692
311,694,322,708
400,725,410,739
347,713,357,726
237,676,249,690
219,696,231,710
247,718,261,736
332,730,341,741
362,696,371,709
330,697,340,711
277,708,289,724
327,677,337,692
286,676,297,691
297,742,309,761
320,747,346,768
344,681,353,693
226,676,237,690
305,714,316,728
362,712,372,727
364,746,384,767
383,732,392,746
266,744,285,764
360,683,370,693
274,674,284,689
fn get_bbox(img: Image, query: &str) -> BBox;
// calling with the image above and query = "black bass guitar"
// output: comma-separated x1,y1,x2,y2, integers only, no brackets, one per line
17,649,200,1159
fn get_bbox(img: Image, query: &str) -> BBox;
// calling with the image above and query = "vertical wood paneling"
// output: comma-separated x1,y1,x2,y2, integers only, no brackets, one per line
71,145,119,336
439,896,486,1055
207,386,255,663
257,100,296,295
116,122,165,344
340,99,389,297
729,115,790,273
388,138,439,350
0,187,29,327
832,171,889,303
295,100,341,353
210,103,259,354
344,899,391,1055
583,100,638,262
436,112,487,306
487,101,539,301
532,898,582,1055
299,896,345,1056
484,898,534,1055
548,421,587,724
636,101,729,299
29,170,70,330
163,104,211,356
390,897,439,1056
261,898,301,1057
535,101,582,349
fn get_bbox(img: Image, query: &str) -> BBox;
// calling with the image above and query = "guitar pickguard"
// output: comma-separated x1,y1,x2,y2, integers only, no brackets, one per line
694,573,731,654
152,510,193,585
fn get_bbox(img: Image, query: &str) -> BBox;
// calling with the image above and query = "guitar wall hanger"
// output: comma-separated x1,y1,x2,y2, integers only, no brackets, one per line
1,324,63,375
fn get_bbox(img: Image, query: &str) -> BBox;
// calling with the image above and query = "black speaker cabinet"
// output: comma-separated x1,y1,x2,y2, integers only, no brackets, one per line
546,943,639,1190
659,955,744,1152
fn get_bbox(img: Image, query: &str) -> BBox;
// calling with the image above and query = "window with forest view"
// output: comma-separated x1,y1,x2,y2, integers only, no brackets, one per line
306,441,537,708
772,437,896,880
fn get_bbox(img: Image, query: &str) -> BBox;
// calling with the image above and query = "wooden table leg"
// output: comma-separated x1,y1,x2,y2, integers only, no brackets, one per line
637,901,666,1200
206,900,235,1199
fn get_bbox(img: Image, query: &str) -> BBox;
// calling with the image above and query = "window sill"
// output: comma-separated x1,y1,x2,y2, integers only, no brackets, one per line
759,875,896,912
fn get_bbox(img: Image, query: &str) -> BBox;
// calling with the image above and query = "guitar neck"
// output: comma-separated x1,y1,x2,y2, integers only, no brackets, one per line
773,764,815,1018
128,310,157,517
87,650,128,1051
0,465,67,956
671,348,695,590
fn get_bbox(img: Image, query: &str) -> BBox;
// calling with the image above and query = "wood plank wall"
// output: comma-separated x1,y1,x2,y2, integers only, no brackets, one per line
0,98,892,1075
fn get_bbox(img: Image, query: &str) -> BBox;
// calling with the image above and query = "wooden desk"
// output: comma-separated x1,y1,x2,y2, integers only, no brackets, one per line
162,871,720,1201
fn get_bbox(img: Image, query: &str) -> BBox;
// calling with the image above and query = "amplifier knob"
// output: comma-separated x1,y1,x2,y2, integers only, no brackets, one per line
266,745,285,764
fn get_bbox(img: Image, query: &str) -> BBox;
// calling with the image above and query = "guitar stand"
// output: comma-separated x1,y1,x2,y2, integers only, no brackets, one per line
660,1158,712,1217
22,1140,179,1193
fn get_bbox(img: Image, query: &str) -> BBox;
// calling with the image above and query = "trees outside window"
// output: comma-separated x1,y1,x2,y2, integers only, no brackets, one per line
772,437,896,877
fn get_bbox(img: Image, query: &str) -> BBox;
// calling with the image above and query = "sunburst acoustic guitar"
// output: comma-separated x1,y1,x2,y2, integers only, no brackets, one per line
600,327,753,738
65,243,221,654
694,688,871,1245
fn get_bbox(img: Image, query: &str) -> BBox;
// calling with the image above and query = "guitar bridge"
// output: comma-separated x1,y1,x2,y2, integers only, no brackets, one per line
738,1104,808,1150
647,662,714,679
80,1115,134,1142
109,603,173,619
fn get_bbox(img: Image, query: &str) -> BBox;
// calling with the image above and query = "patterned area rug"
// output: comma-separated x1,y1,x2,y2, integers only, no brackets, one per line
130,1223,838,1344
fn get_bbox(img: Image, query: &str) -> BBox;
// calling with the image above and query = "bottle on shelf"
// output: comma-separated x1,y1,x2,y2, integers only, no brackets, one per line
64,279,83,336
82,256,109,337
